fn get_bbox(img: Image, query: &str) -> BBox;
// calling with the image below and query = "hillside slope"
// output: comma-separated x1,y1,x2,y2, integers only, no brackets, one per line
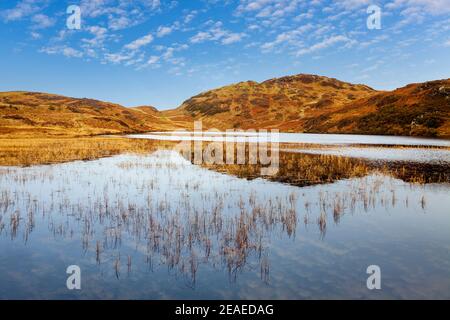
0,92,180,137
172,75,450,138
314,79,450,137
173,74,376,131
1,75,449,138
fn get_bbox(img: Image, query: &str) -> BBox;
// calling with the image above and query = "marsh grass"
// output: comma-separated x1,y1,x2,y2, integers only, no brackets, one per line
370,161,450,184
200,147,370,186
0,150,422,286
0,136,447,287
195,143,450,185
1,137,448,185
0,137,174,166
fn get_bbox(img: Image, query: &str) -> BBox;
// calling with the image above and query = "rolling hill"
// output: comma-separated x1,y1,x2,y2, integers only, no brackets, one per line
172,74,450,138
1,74,449,138
0,91,182,137
313,79,450,137
172,74,376,131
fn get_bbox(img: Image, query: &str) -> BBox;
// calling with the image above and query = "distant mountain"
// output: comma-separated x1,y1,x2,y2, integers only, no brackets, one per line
1,75,449,138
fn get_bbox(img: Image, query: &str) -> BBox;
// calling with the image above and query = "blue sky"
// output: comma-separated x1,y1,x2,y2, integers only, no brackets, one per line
0,0,449,109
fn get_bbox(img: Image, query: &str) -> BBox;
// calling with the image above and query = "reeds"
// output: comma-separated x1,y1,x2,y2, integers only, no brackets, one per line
203,149,370,186
0,149,438,286
0,137,174,166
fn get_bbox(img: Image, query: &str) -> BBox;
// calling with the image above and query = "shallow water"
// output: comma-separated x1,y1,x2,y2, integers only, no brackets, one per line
0,150,449,299
284,147,450,164
128,132,450,147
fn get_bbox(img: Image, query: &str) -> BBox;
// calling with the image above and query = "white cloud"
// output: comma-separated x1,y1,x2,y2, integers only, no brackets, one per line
30,31,41,39
31,14,55,29
63,47,84,58
88,26,108,38
237,0,301,18
294,11,314,21
1,0,42,22
386,0,450,14
109,16,132,31
221,33,246,44
104,52,133,64
261,24,313,51
297,35,351,56
162,47,175,60
190,21,245,45
190,31,211,43
159,45,188,63
150,0,161,10
184,11,197,23
82,26,109,48
147,55,160,65
333,0,371,10
124,33,154,50
79,0,162,31
157,26,173,37
40,46,83,58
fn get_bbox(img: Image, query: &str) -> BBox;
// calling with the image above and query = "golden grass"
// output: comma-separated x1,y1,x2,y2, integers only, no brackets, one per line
1,135,448,185
1,149,431,283
0,91,189,138
177,74,374,132
205,151,369,186
192,142,450,185
0,137,174,166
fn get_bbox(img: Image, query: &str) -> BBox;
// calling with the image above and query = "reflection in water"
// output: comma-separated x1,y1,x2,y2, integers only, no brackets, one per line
194,146,450,185
283,146,450,165
128,132,450,147
0,148,450,299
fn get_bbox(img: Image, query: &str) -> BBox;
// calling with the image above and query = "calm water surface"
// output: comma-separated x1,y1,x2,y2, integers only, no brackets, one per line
129,132,450,164
128,132,450,147
1,147,449,299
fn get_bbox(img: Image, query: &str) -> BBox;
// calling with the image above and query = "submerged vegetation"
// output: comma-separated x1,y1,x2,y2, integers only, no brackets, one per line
1,137,449,186
186,142,450,186
0,151,426,287
0,135,449,298
204,151,369,186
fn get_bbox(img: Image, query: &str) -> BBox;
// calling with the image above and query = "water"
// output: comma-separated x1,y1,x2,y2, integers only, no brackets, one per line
1,149,449,299
284,147,450,164
129,131,450,166
128,132,450,147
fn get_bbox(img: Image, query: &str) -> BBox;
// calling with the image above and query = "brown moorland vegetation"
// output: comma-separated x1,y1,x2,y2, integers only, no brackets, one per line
0,137,174,166
1,75,449,138
0,91,185,137
313,79,450,137
1,74,449,170
173,74,376,132
172,75,450,138
182,142,450,185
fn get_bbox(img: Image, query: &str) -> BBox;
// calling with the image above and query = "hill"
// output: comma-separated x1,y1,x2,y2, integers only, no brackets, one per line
0,92,181,137
172,74,450,138
1,75,449,138
173,74,375,131
312,79,450,137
